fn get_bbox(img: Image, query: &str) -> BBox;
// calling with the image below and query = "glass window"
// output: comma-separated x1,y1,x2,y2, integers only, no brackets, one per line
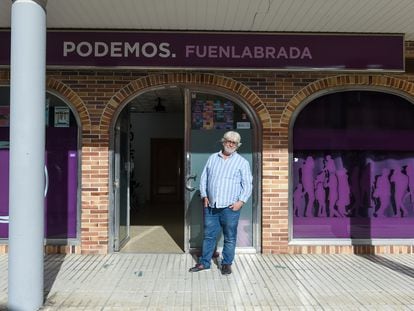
0,87,79,239
292,91,414,239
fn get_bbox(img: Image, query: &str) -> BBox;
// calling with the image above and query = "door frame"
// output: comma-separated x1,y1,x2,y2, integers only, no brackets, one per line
108,84,262,253
112,108,131,251
184,87,262,253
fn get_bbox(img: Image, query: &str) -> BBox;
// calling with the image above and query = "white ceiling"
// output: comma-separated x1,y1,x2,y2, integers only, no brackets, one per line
1,0,414,39
129,86,185,113
1,0,413,112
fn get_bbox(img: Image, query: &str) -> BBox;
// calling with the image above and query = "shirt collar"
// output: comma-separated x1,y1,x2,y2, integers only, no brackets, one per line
218,150,237,158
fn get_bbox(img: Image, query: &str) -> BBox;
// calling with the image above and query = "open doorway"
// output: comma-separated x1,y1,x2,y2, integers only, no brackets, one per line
121,87,185,253
112,85,261,254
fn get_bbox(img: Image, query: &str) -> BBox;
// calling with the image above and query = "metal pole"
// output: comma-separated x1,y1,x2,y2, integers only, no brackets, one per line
8,0,47,310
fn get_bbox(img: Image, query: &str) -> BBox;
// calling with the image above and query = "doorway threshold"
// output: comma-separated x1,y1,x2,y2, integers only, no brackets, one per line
120,225,183,253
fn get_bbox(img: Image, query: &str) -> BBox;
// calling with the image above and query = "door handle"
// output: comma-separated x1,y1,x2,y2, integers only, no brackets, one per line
185,174,197,191
44,165,49,197
114,179,120,188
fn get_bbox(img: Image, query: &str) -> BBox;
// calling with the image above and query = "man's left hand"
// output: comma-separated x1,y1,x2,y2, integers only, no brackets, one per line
229,200,244,211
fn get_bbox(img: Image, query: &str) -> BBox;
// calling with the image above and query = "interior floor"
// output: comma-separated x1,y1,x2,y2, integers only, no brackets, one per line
120,202,185,253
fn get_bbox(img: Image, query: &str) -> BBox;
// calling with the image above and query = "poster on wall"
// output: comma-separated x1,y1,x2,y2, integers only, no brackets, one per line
54,106,70,127
192,99,234,130
0,106,9,127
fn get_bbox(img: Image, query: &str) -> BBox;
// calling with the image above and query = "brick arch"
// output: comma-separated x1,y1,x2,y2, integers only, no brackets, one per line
46,77,91,129
0,76,90,128
280,74,414,128
99,73,271,130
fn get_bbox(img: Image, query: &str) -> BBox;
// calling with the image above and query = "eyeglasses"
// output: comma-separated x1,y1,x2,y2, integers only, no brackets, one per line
224,140,238,146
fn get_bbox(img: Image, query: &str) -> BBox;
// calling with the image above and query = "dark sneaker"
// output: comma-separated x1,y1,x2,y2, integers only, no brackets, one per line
221,264,232,275
189,263,209,272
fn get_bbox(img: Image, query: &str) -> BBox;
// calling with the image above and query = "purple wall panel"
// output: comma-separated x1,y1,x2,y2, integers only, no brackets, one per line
0,127,78,240
44,127,78,239
294,129,414,151
293,153,414,239
294,218,414,238
0,150,9,238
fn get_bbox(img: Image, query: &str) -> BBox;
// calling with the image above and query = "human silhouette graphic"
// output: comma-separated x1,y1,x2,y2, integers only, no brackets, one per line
293,182,305,217
293,166,306,217
348,165,361,217
390,166,409,217
302,156,315,217
314,170,328,216
324,155,338,217
336,168,351,217
406,163,414,205
372,168,392,217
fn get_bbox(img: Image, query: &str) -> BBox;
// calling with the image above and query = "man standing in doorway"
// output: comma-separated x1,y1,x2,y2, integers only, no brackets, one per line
189,131,253,275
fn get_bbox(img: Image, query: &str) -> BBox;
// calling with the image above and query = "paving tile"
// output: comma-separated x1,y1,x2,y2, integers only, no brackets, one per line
1,253,414,309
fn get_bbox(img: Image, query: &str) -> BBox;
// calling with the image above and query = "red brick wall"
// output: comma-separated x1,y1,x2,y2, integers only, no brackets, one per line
2,64,414,255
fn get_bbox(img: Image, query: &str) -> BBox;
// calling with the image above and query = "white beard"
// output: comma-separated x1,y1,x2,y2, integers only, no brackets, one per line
223,145,237,155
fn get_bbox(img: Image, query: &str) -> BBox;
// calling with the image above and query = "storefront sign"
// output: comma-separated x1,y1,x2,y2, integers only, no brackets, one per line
0,31,405,71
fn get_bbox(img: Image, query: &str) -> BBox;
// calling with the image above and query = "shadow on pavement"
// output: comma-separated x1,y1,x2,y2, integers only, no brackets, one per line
43,254,65,300
358,254,414,279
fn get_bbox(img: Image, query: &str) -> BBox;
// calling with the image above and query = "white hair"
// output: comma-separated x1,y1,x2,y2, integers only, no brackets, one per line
221,131,242,147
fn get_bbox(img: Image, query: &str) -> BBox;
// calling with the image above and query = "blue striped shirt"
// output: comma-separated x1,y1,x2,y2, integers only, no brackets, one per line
200,151,253,208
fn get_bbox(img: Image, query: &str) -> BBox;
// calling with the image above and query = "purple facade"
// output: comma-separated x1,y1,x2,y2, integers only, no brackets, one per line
0,149,9,237
292,91,414,239
293,153,414,238
0,31,405,71
44,127,78,239
0,127,78,239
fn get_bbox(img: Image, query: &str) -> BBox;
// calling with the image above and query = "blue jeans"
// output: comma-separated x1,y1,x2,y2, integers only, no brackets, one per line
199,207,240,268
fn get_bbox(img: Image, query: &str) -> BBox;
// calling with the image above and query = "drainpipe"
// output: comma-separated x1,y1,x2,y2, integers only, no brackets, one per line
8,0,47,310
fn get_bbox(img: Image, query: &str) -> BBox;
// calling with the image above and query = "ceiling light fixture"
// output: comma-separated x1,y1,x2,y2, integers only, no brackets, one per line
154,97,166,112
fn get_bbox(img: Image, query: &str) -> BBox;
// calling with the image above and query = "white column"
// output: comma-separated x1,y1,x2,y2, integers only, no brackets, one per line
8,0,47,310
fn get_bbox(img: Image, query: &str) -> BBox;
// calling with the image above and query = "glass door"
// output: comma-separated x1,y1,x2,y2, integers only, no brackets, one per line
114,108,130,251
185,90,256,252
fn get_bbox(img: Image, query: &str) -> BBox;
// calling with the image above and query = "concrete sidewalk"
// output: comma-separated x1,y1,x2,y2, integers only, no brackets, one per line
1,253,414,310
